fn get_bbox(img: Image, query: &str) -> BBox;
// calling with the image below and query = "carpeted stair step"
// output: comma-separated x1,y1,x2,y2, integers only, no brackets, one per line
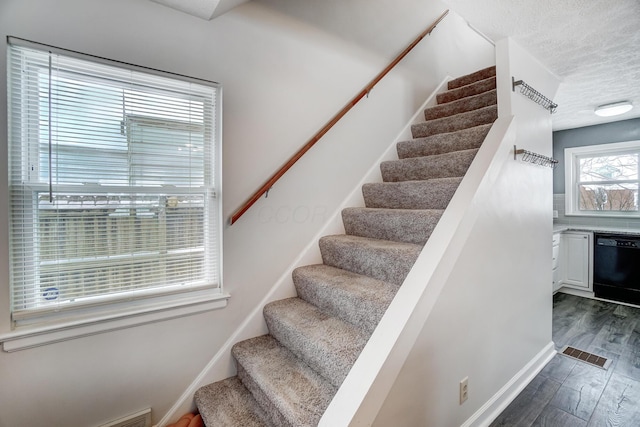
397,123,491,159
411,104,497,139
264,297,369,387
319,234,421,285
436,76,496,104
232,335,336,427
195,377,272,427
293,264,398,334
447,66,496,90
380,148,478,182
425,89,496,121
342,207,443,245
363,177,462,210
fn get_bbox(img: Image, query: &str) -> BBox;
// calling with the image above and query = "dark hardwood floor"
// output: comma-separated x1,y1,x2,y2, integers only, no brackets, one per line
490,293,640,427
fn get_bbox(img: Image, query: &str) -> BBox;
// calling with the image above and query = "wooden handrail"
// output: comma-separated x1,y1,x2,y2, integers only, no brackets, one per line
230,9,450,225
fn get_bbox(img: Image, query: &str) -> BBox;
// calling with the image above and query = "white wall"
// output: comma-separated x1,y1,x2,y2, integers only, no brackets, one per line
0,1,493,426
372,38,559,426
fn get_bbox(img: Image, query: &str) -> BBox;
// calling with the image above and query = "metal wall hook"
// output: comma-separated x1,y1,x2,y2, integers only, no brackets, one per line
512,77,558,114
514,145,558,168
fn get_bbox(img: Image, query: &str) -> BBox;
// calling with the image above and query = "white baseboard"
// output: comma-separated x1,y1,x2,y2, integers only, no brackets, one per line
558,287,640,310
461,341,557,427
557,287,594,299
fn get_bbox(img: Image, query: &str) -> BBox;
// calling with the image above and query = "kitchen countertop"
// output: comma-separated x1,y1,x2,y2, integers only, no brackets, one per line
553,224,640,235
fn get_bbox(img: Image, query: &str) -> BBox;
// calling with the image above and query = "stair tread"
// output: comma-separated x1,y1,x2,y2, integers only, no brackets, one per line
293,264,399,334
320,234,423,252
195,377,272,427
264,297,369,387
363,177,462,210
411,104,497,139
448,66,496,90
381,148,478,182
319,234,422,285
342,207,443,245
397,123,491,159
425,89,496,121
233,335,336,427
437,76,496,104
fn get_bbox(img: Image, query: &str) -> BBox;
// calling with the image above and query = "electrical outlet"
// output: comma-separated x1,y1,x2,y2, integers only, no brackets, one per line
460,377,469,404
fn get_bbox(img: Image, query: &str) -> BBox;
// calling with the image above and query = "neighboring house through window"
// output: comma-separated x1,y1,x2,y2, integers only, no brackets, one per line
565,140,640,216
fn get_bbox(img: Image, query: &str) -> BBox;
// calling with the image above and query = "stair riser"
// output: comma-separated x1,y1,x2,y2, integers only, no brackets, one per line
236,364,293,427
319,238,420,285
293,266,397,335
363,178,461,210
342,208,442,245
437,77,496,104
397,124,491,159
381,149,478,182
194,378,270,427
232,336,335,427
264,298,367,388
411,105,497,139
448,66,496,90
425,89,496,121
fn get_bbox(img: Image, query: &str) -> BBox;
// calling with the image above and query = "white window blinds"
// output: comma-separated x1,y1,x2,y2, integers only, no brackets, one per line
7,39,222,325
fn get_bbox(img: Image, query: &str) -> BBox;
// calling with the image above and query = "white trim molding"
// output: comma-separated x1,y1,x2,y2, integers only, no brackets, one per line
0,292,230,352
461,342,557,427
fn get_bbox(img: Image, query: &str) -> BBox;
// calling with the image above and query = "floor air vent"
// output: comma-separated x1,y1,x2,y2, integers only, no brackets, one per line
560,346,611,369
99,408,151,427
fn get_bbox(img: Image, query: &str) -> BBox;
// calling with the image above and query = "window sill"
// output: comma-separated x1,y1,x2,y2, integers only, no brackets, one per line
564,212,640,218
0,292,230,352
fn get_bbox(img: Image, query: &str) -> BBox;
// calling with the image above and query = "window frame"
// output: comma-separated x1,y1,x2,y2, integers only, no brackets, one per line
1,37,228,351
564,140,640,217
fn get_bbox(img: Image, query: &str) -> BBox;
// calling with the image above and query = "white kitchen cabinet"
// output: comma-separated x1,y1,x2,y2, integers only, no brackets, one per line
560,231,591,290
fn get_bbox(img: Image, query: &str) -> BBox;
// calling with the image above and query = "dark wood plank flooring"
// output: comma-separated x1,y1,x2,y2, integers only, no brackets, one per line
490,293,640,427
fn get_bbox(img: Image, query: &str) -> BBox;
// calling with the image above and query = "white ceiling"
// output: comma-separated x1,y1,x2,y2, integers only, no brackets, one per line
443,0,640,130
151,0,249,20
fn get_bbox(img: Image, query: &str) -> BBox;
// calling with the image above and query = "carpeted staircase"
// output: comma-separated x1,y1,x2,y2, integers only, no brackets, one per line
194,66,498,427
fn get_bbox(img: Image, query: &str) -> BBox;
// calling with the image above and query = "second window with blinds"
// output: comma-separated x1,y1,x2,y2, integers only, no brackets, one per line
7,39,223,330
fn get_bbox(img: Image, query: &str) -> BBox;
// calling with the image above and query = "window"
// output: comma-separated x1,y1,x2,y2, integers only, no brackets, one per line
565,141,640,216
7,38,223,329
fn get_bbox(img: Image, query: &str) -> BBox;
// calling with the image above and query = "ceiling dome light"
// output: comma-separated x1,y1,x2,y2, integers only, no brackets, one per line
594,101,633,117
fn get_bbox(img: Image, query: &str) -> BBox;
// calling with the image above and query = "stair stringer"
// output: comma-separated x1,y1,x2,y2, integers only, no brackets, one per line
319,115,517,426
155,77,452,427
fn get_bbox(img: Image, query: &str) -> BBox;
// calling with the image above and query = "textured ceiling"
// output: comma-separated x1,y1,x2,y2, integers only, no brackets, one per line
443,0,640,130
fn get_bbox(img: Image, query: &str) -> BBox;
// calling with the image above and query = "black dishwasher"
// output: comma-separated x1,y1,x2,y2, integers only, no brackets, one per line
594,232,640,305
